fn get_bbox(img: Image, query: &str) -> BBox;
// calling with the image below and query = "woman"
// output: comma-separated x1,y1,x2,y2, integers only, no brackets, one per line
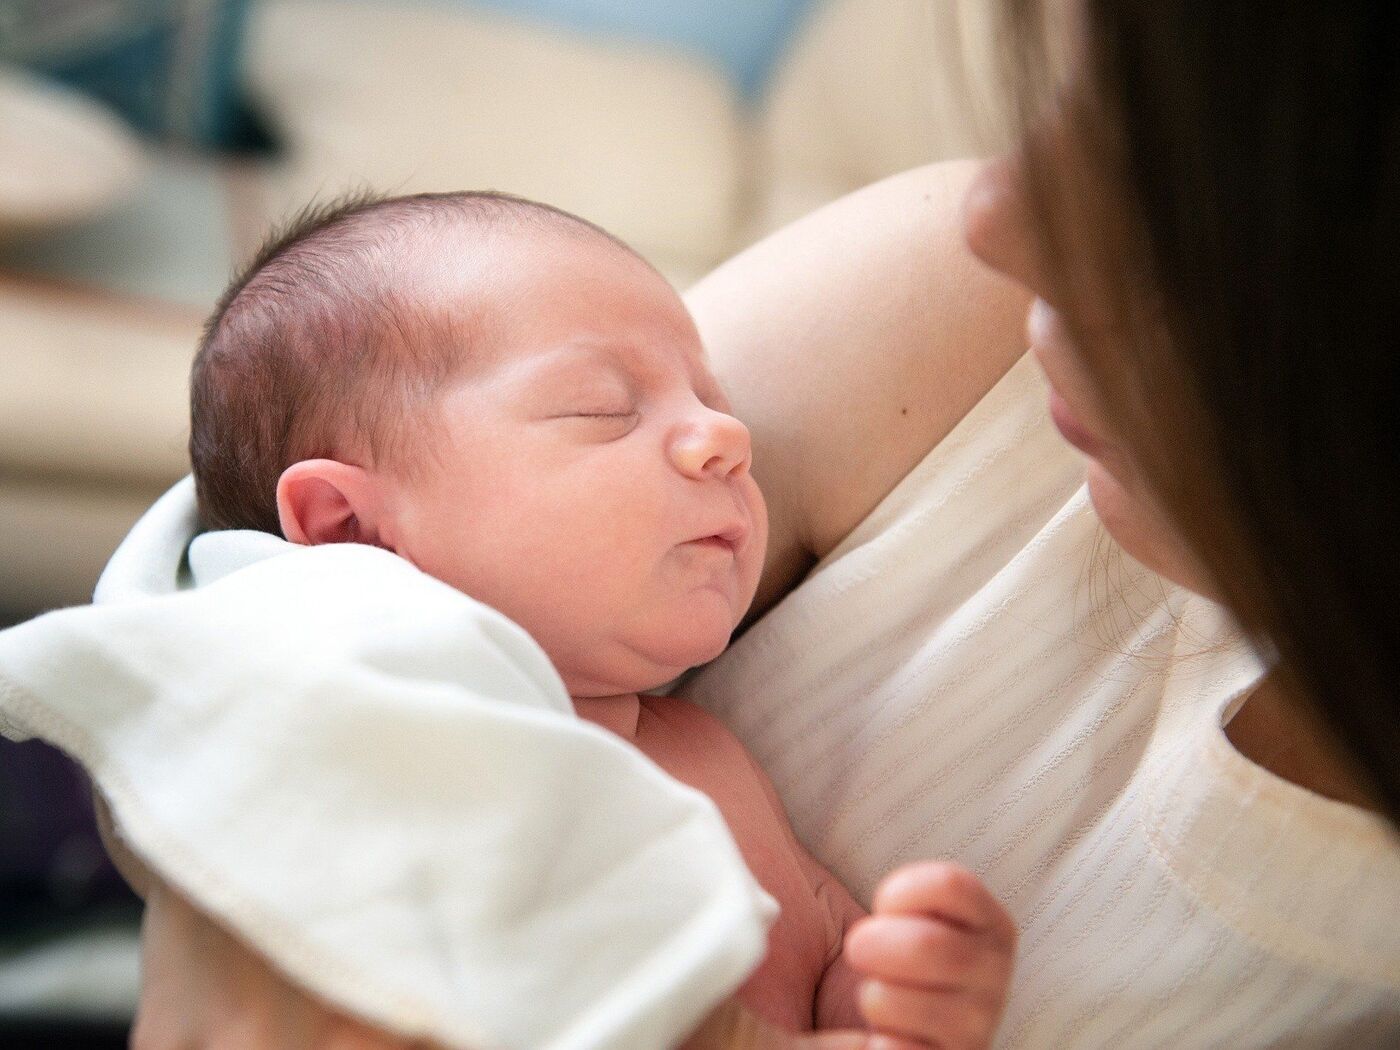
131,3,1399,1046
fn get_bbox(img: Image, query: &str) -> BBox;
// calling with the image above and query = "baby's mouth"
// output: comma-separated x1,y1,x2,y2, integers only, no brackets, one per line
685,520,748,557
686,535,738,556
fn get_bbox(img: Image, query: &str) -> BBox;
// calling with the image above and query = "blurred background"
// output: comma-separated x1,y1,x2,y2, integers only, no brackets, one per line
0,0,1010,1042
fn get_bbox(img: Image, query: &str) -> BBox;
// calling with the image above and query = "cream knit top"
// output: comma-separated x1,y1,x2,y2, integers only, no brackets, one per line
679,353,1400,1048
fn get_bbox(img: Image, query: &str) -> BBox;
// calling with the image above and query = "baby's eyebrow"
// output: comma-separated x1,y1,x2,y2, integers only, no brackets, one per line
524,344,635,389
534,339,711,398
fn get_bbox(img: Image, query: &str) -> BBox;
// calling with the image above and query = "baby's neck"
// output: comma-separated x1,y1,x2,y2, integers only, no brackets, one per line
572,692,643,740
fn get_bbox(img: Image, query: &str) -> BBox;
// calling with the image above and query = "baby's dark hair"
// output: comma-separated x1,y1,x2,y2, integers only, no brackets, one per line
190,189,639,534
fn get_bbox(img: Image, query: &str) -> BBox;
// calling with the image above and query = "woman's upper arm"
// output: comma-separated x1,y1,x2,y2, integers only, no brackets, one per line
685,161,1030,616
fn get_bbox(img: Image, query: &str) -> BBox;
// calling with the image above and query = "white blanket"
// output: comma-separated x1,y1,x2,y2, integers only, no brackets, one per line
0,477,776,1050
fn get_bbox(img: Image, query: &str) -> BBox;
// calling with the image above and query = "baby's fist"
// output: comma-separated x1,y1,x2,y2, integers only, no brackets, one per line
844,862,1016,1050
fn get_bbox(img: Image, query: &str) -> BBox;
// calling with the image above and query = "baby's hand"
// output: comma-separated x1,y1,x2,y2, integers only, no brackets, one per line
844,862,1017,1050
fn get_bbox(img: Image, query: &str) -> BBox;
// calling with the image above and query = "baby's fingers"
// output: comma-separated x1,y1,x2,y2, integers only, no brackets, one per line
844,914,1012,994
872,863,1016,950
859,979,1003,1050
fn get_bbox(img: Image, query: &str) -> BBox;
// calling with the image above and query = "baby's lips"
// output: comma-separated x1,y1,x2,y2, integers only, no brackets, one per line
684,534,741,557
681,511,750,553
713,520,750,553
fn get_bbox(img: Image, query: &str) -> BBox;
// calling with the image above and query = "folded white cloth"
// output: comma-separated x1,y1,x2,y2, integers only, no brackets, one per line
0,477,776,1050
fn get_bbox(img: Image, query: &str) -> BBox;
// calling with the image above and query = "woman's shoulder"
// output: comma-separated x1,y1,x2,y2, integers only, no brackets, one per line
685,162,1032,619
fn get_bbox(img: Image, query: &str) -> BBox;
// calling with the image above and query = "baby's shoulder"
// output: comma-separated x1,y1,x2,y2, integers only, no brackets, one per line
640,693,740,741
638,694,764,770
641,695,780,787
641,696,799,842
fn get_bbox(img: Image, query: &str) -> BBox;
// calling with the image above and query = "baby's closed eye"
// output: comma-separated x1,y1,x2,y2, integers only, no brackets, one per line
549,386,635,420
553,407,640,439
570,408,637,419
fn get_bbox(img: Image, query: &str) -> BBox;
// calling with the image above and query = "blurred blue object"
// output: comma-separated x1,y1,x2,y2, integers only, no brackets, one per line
0,737,136,938
0,0,262,150
454,0,818,96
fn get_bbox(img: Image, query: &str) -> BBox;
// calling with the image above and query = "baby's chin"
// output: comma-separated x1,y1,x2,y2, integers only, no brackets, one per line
655,602,743,665
562,619,737,697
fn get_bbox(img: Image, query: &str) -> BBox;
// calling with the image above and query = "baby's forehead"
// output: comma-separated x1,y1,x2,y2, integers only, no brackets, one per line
401,223,698,366
398,220,661,318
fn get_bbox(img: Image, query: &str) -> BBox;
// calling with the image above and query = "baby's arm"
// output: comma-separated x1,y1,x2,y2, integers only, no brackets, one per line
792,844,868,1031
738,747,1015,1047
735,746,868,1029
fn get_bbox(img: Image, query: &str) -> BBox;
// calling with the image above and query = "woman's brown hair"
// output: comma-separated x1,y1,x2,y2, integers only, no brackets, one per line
1002,1,1399,820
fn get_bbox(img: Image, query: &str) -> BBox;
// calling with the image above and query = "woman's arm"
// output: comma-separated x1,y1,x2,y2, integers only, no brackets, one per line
131,882,439,1050
135,882,875,1050
685,160,1030,620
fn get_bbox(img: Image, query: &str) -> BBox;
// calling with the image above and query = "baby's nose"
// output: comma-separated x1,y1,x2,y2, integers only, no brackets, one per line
671,410,752,480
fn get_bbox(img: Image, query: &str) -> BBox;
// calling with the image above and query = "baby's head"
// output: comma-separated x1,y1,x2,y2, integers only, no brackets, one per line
192,191,767,696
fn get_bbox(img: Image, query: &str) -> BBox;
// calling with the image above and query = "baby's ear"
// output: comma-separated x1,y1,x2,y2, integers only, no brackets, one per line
277,460,391,547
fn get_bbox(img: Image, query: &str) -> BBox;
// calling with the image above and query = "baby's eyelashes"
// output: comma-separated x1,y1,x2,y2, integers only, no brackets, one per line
554,410,640,439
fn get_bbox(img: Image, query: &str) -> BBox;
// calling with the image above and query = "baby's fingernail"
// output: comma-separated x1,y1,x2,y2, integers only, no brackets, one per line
858,977,884,1012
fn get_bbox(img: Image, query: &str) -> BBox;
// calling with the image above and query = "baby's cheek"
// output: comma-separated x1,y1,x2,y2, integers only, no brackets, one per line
741,491,770,601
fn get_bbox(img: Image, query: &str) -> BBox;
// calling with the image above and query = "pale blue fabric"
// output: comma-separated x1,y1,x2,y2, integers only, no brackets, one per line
448,0,817,96
0,0,257,149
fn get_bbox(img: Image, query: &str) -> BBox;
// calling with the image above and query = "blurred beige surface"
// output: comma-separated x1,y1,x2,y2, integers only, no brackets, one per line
0,66,145,236
249,0,748,284
0,0,1012,613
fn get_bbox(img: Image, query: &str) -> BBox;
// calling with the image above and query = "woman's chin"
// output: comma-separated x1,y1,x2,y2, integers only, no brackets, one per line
1085,461,1216,597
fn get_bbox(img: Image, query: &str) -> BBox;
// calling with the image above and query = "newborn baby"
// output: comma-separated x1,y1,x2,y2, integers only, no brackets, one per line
189,190,1015,1046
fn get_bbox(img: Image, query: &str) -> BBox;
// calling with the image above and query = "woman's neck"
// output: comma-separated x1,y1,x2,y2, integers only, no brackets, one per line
1226,675,1379,812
